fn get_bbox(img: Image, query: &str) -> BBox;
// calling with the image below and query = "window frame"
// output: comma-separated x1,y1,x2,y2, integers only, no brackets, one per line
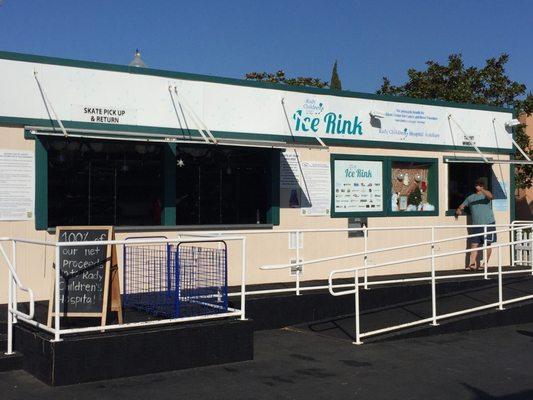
387,156,439,217
330,154,439,218
34,136,280,230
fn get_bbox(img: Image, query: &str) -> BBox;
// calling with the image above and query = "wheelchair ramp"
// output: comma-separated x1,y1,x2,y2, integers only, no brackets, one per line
291,275,533,343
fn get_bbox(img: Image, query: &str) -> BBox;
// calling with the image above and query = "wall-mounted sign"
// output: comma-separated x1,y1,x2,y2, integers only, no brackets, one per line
0,56,513,151
300,161,331,216
0,150,34,221
491,175,509,212
332,157,384,217
280,150,301,189
73,104,138,125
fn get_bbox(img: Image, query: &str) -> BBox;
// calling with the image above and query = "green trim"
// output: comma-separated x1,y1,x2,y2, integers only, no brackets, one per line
330,154,439,218
34,137,48,230
32,135,280,230
388,156,439,217
443,156,494,163
330,154,388,218
267,150,281,225
0,50,513,114
11,116,514,155
162,144,177,226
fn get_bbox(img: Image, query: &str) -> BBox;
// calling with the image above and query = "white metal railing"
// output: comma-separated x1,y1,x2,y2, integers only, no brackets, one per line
326,225,533,344
512,220,533,266
3,222,533,354
0,235,246,355
241,223,528,297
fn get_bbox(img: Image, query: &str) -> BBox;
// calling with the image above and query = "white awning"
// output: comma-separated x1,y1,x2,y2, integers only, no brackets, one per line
25,126,327,150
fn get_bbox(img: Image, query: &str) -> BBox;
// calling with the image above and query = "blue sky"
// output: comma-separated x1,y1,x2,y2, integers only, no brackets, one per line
0,0,531,95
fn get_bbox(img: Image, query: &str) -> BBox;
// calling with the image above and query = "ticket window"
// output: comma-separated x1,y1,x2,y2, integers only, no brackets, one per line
447,162,493,212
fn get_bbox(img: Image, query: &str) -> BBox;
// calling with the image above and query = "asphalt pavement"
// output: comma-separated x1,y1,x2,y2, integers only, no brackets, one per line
2,321,533,399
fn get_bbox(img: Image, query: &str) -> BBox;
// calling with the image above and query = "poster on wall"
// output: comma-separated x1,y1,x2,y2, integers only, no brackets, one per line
300,161,331,216
491,175,509,212
0,150,35,221
280,150,301,189
333,159,383,214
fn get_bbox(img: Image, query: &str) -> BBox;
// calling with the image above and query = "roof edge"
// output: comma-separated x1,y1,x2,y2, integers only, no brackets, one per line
0,50,514,114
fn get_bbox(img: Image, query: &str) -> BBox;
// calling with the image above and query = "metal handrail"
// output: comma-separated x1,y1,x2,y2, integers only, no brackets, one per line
328,235,532,296
0,240,36,355
0,243,35,319
261,224,528,272
326,226,533,344
1,234,247,355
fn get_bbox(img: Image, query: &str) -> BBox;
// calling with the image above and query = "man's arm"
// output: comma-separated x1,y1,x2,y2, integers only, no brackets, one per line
455,197,469,216
479,187,494,200
455,203,466,216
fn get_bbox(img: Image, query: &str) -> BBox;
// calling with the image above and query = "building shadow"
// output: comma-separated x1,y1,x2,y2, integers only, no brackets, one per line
462,383,533,399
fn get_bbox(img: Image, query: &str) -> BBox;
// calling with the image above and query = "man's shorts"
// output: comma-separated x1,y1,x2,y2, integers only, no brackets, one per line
470,224,497,245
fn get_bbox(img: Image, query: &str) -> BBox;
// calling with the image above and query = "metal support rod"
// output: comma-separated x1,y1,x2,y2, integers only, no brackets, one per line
364,226,369,290
296,230,301,296
353,268,362,345
33,71,69,137
449,115,490,163
240,237,246,320
172,86,218,144
483,225,488,280
498,246,504,310
281,98,327,148
431,227,438,326
54,245,61,341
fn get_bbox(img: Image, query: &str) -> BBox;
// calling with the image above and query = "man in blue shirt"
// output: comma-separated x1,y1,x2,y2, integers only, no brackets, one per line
455,178,496,271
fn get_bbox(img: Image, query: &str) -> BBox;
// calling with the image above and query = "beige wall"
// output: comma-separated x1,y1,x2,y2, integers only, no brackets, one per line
0,126,512,303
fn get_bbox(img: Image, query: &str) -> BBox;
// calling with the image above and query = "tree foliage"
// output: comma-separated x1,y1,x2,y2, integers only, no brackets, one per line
377,53,533,189
245,70,328,88
330,61,342,90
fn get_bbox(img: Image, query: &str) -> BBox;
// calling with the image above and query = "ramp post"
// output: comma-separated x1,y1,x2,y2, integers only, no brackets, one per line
498,246,504,310
483,226,488,280
353,268,362,345
431,227,438,326
5,242,13,355
363,226,369,290
296,230,301,296
241,237,246,320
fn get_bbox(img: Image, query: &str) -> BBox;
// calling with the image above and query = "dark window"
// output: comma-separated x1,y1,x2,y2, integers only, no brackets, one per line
447,162,492,210
175,145,270,225
47,138,163,227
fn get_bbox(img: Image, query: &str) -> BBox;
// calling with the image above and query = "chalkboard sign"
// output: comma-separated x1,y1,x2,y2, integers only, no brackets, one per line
48,226,114,324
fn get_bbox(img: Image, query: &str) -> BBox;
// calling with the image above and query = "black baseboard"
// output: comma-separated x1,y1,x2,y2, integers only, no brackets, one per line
0,352,23,372
14,318,253,386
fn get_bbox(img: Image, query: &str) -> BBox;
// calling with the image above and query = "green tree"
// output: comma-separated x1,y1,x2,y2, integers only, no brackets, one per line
245,70,328,88
377,53,533,189
330,60,342,90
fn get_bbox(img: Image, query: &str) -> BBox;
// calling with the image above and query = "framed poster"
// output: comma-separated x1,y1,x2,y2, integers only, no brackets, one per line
331,155,386,217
